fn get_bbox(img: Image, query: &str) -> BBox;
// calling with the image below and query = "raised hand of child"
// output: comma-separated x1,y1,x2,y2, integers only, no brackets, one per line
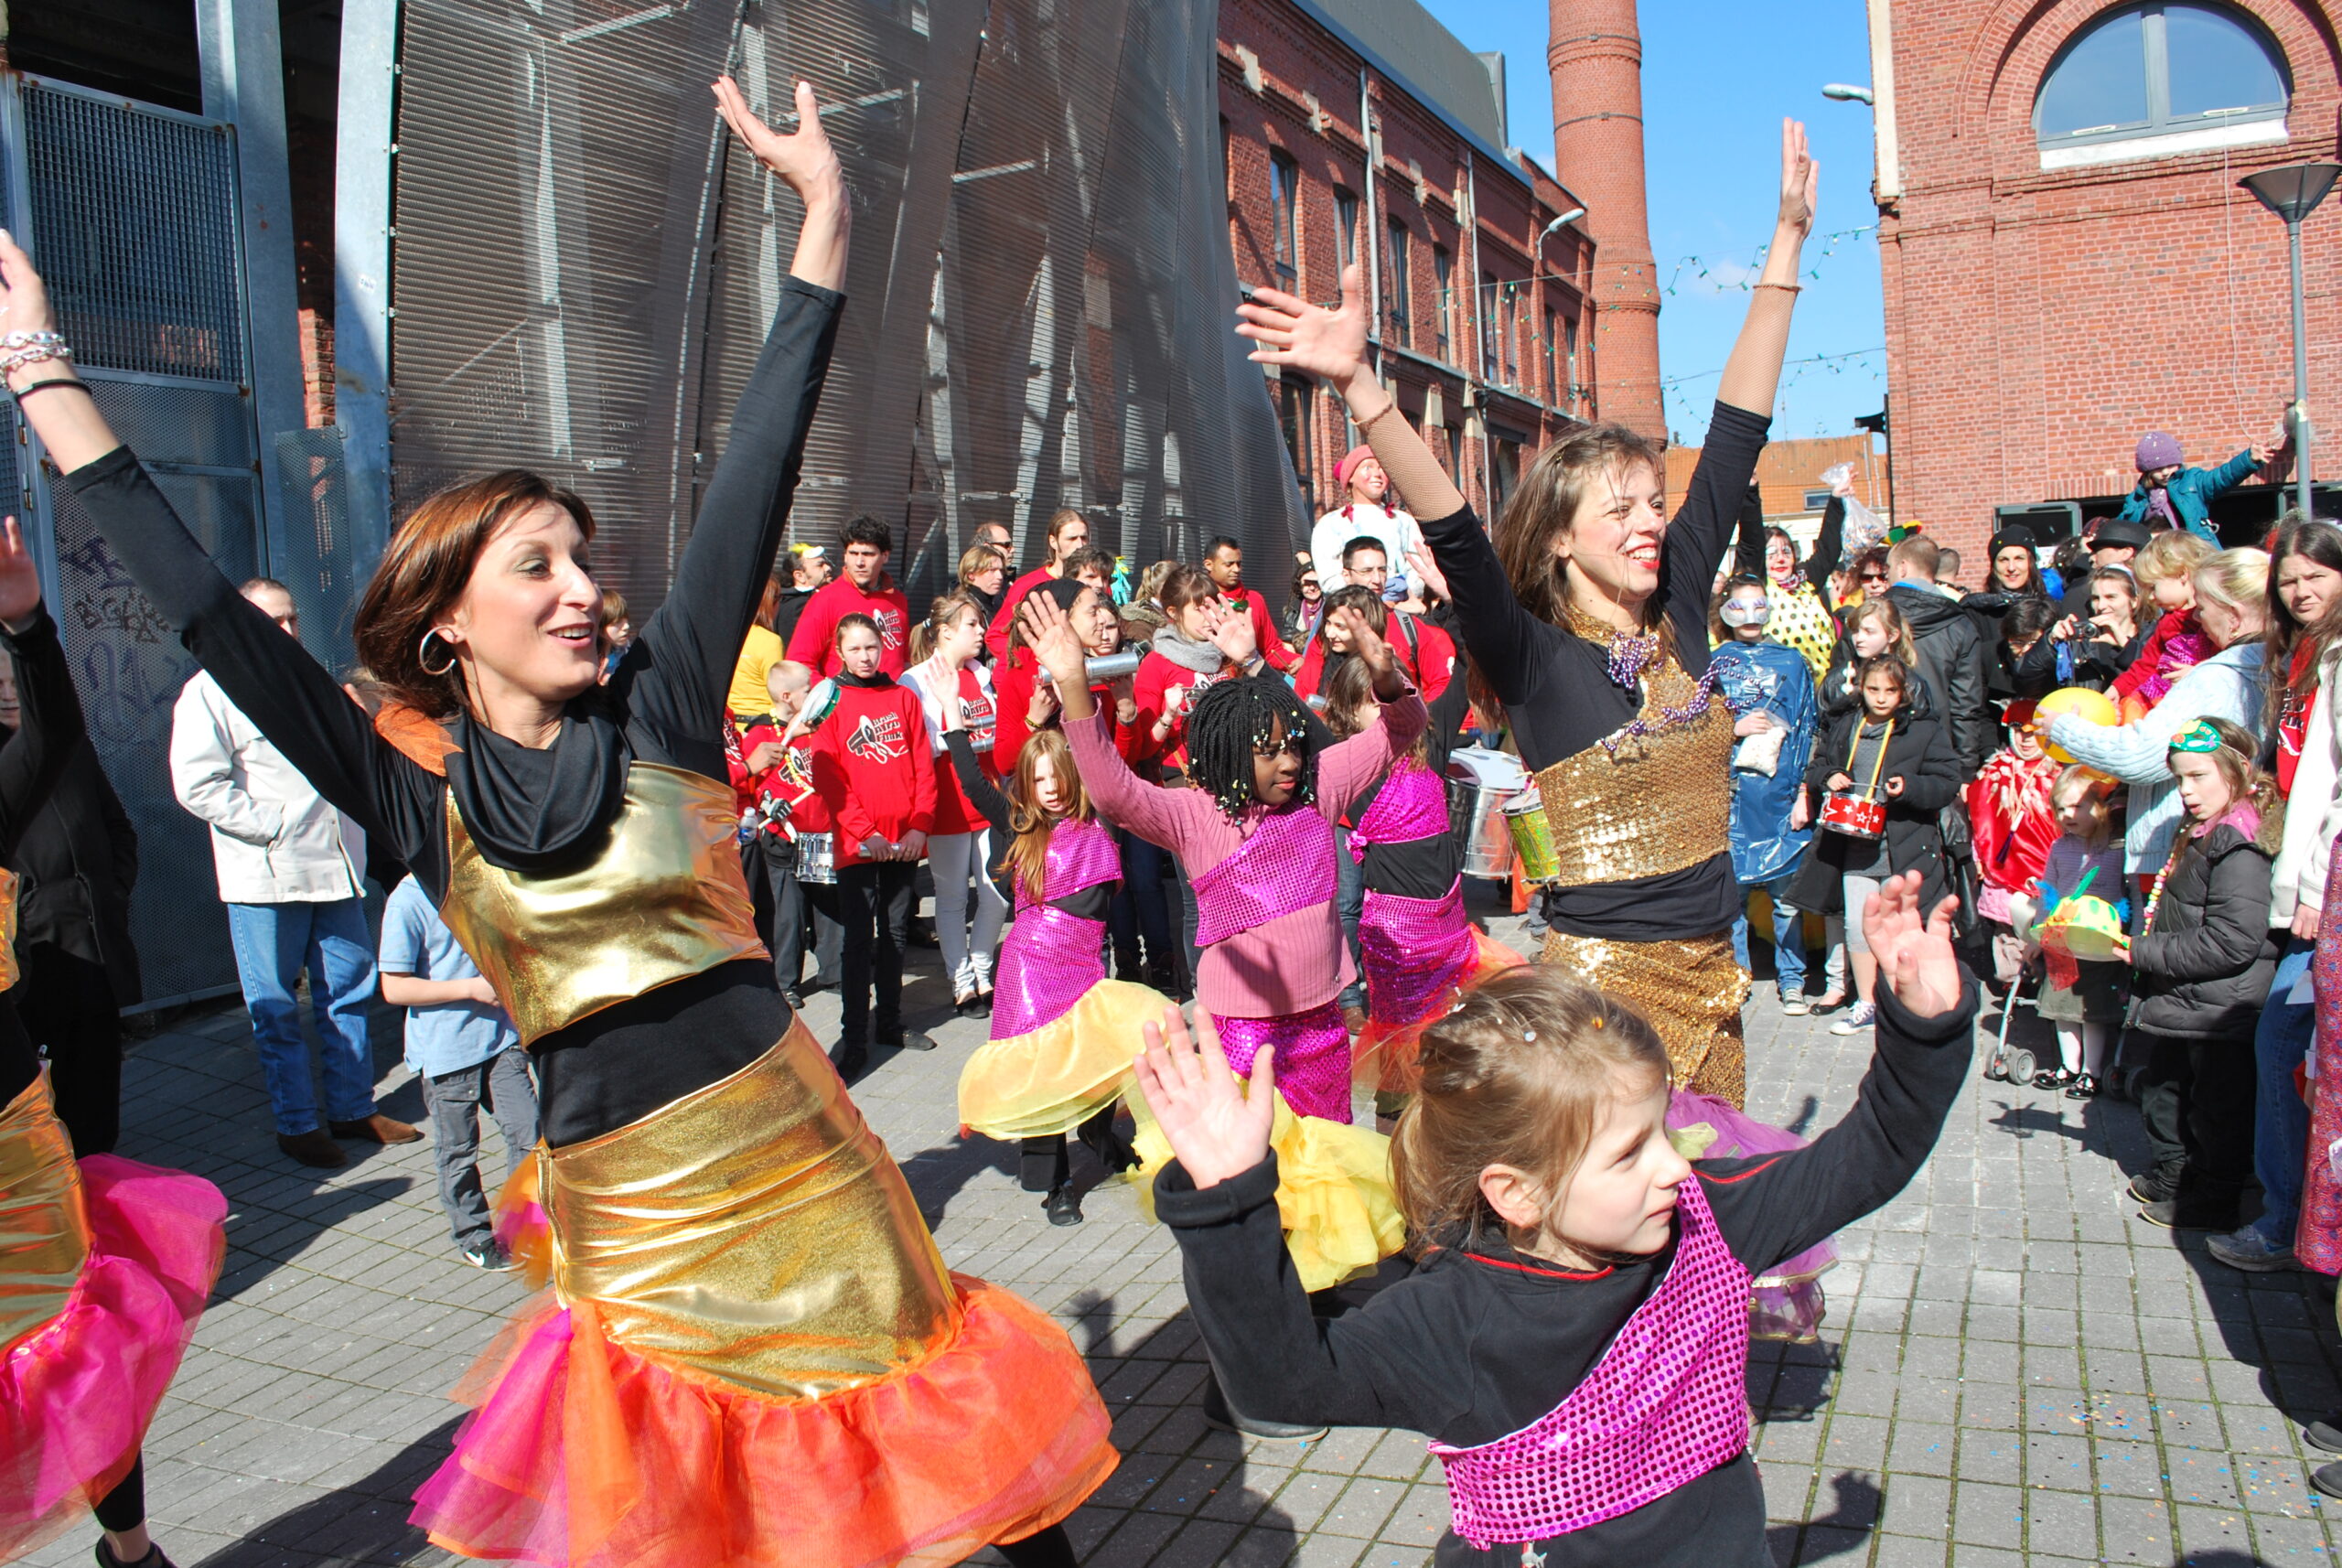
1133,1006,1274,1191
1863,870,1963,1019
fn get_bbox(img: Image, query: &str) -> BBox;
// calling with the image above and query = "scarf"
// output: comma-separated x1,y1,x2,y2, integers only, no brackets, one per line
1151,624,1226,676
444,704,632,876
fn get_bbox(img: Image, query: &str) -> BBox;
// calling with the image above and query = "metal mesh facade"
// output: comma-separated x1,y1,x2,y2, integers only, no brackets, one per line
389,0,1308,616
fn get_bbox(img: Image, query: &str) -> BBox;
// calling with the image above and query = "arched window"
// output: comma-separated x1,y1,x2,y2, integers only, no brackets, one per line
2036,4,2288,159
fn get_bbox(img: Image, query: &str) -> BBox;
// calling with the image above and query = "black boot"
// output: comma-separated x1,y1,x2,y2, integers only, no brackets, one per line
1114,943,1144,982
1044,1184,1083,1226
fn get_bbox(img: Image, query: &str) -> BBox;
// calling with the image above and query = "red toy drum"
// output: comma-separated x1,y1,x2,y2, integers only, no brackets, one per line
1820,792,1887,840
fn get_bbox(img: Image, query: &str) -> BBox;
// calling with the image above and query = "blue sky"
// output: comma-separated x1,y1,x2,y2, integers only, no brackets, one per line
1419,0,1888,447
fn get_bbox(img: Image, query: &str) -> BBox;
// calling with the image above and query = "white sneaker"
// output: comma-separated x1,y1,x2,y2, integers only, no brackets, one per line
1778,993,1810,1016
1829,1000,1876,1036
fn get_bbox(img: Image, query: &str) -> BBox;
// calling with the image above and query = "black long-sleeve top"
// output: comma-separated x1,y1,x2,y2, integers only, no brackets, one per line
0,611,98,1104
59,278,845,1144
1734,488,1844,593
1155,977,1977,1568
1421,402,1770,940
1348,670,1474,899
943,730,1110,920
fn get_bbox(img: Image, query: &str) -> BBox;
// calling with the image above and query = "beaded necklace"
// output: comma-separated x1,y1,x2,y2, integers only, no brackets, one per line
1565,603,1721,754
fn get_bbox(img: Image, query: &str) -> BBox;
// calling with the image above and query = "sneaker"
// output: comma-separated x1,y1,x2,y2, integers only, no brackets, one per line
1828,1000,1876,1036
460,1239,516,1272
2128,1164,2184,1204
2207,1225,2296,1273
1778,993,1810,1016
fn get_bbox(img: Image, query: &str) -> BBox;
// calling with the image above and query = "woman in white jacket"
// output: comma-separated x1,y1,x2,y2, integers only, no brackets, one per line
2214,520,2342,1271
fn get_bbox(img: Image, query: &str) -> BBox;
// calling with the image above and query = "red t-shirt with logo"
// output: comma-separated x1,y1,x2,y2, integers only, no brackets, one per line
810,678,935,865
786,575,913,677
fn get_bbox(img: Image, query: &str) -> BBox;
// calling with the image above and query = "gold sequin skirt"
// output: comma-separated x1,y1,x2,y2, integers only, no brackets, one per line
1540,929,1749,1109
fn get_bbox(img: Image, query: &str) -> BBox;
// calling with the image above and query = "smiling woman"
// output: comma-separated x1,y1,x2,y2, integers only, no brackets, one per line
2,75,1109,1568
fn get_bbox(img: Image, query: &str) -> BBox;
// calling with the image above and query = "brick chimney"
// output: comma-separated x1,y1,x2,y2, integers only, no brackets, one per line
1548,0,1663,439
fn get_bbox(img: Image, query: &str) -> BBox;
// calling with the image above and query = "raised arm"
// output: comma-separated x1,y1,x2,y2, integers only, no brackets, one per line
0,521,82,859
1237,267,1542,703
634,79,850,736
1310,605,1426,818
943,730,1010,833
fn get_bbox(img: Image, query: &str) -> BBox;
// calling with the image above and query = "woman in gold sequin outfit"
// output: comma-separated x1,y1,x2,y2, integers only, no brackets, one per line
1238,122,1824,1107
11,81,1110,1568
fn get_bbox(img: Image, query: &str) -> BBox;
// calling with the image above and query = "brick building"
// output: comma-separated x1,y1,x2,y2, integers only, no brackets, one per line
1664,432,1894,534
1864,0,2332,559
1219,0,1598,525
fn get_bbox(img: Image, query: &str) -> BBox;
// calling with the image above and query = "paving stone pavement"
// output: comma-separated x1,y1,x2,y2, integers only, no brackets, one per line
21,898,2342,1568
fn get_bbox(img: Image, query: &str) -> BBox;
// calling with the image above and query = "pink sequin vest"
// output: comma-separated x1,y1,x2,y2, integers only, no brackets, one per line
1428,1177,1752,1547
1191,805,1338,947
989,818,1123,1039
1357,879,1477,1027
1348,759,1448,858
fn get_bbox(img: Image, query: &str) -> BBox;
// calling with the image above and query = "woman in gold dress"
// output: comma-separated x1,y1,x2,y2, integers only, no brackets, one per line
3,78,1111,1568
1233,122,1825,1107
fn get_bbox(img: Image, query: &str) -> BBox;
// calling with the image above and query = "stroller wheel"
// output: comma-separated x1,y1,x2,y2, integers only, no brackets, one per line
1982,1054,2009,1082
2004,1047,2037,1086
2113,1065,2147,1104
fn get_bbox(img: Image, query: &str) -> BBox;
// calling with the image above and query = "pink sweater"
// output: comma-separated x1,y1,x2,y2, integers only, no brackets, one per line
1067,693,1429,1018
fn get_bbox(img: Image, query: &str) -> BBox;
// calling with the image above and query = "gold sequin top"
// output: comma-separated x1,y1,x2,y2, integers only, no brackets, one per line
438,763,768,1047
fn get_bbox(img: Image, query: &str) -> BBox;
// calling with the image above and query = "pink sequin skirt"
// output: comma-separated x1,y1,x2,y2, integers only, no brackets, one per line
1353,886,1524,1095
1214,1003,1353,1123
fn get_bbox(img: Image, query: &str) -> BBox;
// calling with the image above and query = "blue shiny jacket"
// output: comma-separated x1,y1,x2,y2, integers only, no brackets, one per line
1714,638,1819,886
2116,448,2260,542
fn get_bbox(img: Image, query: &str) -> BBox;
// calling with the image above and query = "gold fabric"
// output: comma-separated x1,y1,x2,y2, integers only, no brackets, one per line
441,764,768,1046
0,866,20,993
1533,646,1733,889
542,1017,961,1398
1540,929,1748,1108
0,1074,90,1356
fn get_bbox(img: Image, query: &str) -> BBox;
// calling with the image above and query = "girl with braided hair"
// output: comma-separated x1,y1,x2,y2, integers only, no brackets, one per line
1036,593,1423,1125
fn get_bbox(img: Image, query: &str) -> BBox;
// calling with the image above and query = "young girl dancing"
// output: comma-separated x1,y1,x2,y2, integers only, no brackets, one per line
14,80,1110,1568
1043,594,1425,1125
941,715,1159,1227
1135,873,1976,1566
0,519,226,1568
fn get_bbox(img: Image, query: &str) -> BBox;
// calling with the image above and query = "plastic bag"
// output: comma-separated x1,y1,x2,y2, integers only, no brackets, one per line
1821,461,1888,559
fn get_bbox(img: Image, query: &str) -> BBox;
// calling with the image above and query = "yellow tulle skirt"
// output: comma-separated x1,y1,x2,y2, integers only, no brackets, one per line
1129,1095,1405,1294
956,979,1166,1142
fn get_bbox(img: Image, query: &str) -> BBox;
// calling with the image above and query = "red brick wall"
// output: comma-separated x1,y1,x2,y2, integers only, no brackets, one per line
1219,0,1592,522
1879,0,2341,561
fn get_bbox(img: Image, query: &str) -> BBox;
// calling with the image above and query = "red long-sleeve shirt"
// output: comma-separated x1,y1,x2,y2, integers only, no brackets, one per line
1290,612,1455,702
786,575,913,677
992,649,1145,773
810,678,935,865
985,566,1059,660
1133,650,1231,774
729,715,835,836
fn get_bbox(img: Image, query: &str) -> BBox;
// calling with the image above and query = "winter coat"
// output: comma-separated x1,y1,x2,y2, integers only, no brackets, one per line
2129,803,2280,1038
1713,639,1818,886
170,670,367,905
2271,646,2341,929
2116,448,2261,542
1884,583,1993,774
7,737,140,1003
1788,699,1964,913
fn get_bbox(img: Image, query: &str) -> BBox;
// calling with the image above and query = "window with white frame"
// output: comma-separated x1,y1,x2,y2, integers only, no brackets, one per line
2035,4,2287,165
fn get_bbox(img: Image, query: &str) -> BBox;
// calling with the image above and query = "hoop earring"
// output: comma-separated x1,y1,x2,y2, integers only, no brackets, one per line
419,629,457,678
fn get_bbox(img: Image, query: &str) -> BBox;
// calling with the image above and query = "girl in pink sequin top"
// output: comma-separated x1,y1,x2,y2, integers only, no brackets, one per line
1135,875,1976,1568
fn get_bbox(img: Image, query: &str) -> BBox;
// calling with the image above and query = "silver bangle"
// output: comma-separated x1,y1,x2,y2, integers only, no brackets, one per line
0,331,72,379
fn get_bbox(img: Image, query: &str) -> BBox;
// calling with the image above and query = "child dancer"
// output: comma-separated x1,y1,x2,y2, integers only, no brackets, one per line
1136,873,1976,1564
2123,718,2279,1230
1316,655,1520,1102
2023,768,2128,1096
941,715,1160,1226
2111,531,2215,720
1965,702,2060,989
1046,594,1425,1124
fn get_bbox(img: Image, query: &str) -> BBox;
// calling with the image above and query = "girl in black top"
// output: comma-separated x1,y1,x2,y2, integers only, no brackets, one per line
1237,120,1823,1107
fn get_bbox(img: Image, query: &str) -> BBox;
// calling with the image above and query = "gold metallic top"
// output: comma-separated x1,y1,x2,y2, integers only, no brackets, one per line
1534,650,1733,887
440,764,768,1046
0,1073,91,1356
541,1017,961,1398
0,866,20,993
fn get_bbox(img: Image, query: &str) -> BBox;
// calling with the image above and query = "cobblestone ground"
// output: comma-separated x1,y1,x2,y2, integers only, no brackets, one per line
22,898,2342,1568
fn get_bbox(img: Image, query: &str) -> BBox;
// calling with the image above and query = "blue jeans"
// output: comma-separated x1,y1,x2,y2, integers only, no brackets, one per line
1731,875,1808,997
2249,935,2315,1246
1335,825,1366,1011
227,899,380,1136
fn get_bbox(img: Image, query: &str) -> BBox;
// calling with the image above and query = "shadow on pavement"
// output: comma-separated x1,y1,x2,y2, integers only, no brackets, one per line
194,1415,460,1568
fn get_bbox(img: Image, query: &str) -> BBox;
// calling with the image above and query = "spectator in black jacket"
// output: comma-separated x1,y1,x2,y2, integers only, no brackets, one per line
1883,536,1992,774
0,649,139,1155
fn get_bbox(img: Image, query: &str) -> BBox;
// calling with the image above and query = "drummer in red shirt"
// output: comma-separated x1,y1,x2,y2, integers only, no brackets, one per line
1202,535,1299,673
984,508,1090,660
729,660,840,1007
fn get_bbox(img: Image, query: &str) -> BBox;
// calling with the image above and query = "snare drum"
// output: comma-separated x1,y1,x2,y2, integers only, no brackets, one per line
797,831,838,885
1503,789,1560,884
1819,792,1887,841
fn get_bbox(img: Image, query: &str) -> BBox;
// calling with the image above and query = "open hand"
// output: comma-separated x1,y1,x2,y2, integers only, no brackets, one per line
1133,1006,1275,1191
1237,264,1370,391
1862,871,1963,1018
1017,591,1091,691
712,78,844,209
1403,546,1452,605
1210,600,1260,667
1331,603,1398,688
1776,118,1819,241
0,518,41,629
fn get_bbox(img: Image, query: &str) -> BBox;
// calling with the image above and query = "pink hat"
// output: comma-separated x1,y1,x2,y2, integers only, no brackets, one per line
1336,445,1376,485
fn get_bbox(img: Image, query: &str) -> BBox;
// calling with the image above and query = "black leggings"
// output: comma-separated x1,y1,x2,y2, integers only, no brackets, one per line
94,1455,144,1533
1020,1107,1128,1191
995,1523,1076,1568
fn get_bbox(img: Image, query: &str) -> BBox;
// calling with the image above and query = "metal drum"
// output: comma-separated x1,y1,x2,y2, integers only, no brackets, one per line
797,831,837,886
1445,746,1527,881
1503,787,1560,884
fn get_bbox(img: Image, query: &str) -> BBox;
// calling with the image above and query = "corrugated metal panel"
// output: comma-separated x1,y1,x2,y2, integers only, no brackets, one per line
389,0,1307,618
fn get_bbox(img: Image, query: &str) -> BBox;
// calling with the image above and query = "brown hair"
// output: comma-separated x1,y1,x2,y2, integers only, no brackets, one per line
1885,534,1939,580
957,542,1005,587
1004,728,1090,905
354,469,596,718
1843,597,1918,669
598,587,629,630
755,573,787,631
1159,564,1218,613
1323,655,1430,768
1391,965,1671,1252
1853,652,1909,708
1046,508,1087,549
1492,423,1667,628
908,591,985,665
833,612,881,650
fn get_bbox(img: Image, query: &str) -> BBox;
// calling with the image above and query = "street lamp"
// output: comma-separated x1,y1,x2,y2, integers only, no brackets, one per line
2241,160,2341,520
1540,207,1586,240
1821,83,1875,105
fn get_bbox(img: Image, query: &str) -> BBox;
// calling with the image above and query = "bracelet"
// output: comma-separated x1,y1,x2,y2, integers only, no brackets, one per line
0,331,73,380
10,377,89,404
1753,282,1803,294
